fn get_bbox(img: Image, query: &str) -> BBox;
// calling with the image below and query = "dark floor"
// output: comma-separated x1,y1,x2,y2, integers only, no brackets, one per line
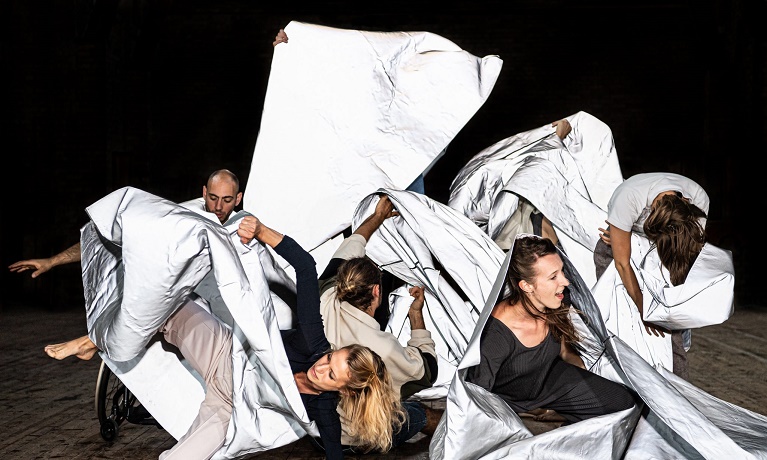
2,304,766,459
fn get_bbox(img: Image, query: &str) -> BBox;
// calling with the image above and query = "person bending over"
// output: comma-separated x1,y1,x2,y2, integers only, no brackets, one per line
595,172,708,379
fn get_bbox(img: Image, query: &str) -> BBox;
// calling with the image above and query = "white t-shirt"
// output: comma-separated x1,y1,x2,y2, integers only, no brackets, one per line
606,172,709,235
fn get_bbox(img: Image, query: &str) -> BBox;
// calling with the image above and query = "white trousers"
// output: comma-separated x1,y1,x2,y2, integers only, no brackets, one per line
159,300,233,460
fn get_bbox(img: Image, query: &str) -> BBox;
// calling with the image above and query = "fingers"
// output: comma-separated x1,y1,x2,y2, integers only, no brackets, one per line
551,119,572,139
409,285,425,297
644,322,667,337
9,261,34,271
273,28,288,46
237,215,260,244
408,286,425,311
376,195,396,216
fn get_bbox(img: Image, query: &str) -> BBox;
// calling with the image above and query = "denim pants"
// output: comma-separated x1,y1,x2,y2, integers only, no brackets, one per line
392,401,427,447
311,400,427,454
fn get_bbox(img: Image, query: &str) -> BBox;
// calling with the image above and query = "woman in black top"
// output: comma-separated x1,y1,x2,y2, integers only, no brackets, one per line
466,235,635,423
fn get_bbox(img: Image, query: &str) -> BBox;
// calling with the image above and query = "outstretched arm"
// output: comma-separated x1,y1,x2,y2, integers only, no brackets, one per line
9,242,82,278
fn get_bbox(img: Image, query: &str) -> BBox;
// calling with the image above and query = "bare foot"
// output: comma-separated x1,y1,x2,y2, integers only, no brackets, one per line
44,335,98,361
419,403,445,437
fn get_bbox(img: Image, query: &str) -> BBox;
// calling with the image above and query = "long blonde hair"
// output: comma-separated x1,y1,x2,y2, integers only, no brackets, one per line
338,344,406,452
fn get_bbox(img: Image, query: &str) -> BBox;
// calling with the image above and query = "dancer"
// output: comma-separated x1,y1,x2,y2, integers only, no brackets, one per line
466,235,636,423
48,214,405,460
317,194,441,450
596,171,708,378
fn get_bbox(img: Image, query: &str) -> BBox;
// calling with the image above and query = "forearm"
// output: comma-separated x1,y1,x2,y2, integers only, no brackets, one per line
254,225,283,249
615,263,643,314
353,212,388,241
408,307,426,330
52,243,82,266
273,236,326,350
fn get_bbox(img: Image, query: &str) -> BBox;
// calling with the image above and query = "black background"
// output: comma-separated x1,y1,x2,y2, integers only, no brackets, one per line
3,0,764,311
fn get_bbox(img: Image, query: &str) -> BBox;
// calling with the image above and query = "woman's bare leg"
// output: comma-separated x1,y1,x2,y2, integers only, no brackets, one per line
44,335,98,361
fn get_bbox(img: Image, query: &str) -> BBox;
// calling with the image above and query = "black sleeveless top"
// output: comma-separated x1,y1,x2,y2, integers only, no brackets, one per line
466,316,561,401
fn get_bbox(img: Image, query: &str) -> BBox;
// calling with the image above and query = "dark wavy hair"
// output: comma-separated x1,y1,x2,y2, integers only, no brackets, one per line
505,235,580,345
643,193,706,285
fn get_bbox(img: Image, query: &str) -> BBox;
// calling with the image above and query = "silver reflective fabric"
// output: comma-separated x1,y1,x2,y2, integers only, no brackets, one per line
354,189,506,398
81,187,314,458
426,234,764,459
433,111,760,458
448,110,735,375
448,110,623,289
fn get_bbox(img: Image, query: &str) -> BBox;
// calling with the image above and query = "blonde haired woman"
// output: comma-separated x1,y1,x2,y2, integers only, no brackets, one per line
317,195,442,452
41,214,405,460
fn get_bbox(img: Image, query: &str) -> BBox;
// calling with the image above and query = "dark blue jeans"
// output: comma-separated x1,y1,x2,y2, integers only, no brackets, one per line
392,401,427,447
309,400,427,454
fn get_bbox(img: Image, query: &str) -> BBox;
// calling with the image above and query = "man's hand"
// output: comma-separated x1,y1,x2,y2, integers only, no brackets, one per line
552,119,572,140
373,194,399,220
407,286,427,330
598,221,612,246
273,29,288,47
8,258,53,278
354,194,399,241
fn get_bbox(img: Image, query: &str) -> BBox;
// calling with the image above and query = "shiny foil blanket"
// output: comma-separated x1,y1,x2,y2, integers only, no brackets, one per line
447,110,734,374
350,192,763,458
80,187,316,459
426,235,762,459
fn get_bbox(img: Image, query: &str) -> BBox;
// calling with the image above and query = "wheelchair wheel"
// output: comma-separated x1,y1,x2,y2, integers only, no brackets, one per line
95,359,137,440
100,418,119,442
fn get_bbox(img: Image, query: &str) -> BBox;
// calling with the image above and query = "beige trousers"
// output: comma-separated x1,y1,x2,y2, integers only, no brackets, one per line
159,300,233,460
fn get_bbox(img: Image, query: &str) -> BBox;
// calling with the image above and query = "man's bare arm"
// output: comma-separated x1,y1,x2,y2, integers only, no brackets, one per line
8,242,82,278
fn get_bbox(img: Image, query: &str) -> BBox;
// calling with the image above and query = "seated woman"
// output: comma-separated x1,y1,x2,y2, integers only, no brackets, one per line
45,215,405,460
466,235,636,424
315,194,441,451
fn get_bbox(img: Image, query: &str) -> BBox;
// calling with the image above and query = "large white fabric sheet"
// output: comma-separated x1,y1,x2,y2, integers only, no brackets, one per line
243,21,502,271
79,21,503,457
